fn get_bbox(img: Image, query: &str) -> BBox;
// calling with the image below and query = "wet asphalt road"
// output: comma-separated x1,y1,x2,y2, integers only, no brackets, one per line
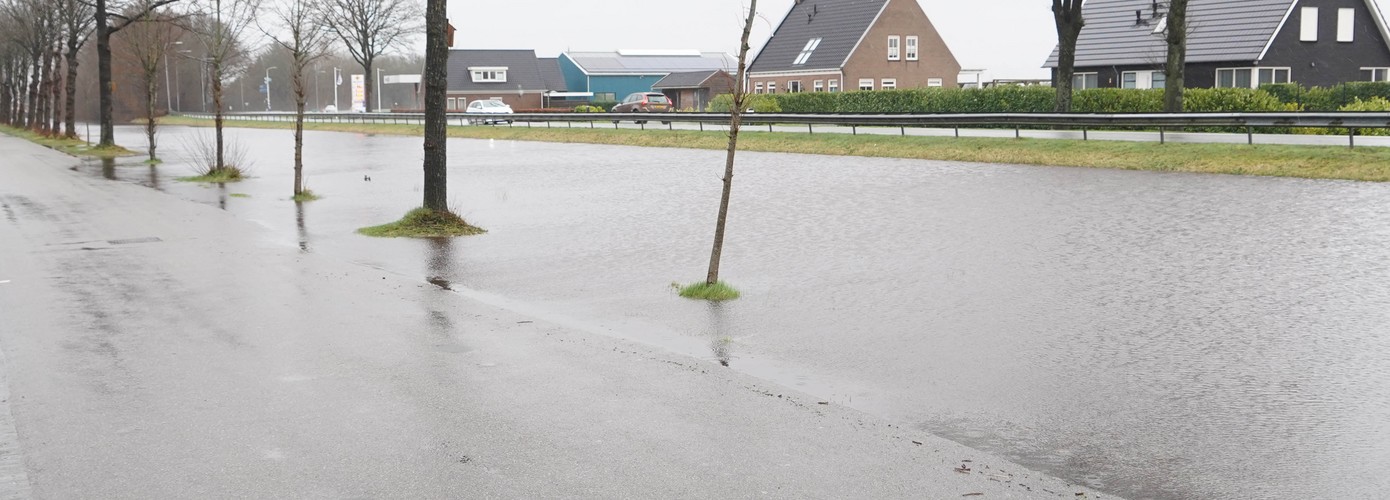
0,135,1104,498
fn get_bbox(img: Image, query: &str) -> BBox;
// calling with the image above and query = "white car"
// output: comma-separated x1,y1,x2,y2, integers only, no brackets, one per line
322,104,338,113
465,100,513,124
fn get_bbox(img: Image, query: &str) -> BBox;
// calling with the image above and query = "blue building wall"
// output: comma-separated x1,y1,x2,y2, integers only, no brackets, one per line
588,75,666,102
557,54,590,94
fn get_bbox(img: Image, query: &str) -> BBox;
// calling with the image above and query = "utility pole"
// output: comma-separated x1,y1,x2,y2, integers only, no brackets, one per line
333,67,341,111
375,68,383,112
265,66,276,112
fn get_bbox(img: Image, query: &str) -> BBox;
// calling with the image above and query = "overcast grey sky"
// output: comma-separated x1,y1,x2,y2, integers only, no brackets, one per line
446,0,1390,81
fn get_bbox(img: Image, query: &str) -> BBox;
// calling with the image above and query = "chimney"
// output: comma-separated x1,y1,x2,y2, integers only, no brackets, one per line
1136,10,1144,26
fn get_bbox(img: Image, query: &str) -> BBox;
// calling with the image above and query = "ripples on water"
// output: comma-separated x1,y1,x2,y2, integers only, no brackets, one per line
102,125,1390,499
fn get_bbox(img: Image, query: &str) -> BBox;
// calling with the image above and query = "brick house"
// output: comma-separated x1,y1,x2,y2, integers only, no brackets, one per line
745,0,961,94
445,50,569,111
1043,0,1390,89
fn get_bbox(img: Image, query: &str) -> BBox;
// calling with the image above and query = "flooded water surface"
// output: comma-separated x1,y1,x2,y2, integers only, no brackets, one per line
93,125,1390,499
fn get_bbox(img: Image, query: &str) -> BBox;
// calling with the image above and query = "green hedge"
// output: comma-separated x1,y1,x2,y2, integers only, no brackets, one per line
1260,82,1390,111
722,86,1285,114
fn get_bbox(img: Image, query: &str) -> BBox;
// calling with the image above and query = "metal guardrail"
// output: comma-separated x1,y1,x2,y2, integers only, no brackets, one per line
180,111,1390,147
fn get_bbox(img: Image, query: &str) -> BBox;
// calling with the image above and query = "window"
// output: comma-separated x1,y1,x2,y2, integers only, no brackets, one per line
469,67,508,83
927,78,944,87
813,80,824,92
1338,8,1355,42
754,82,763,94
767,82,777,93
794,38,822,65
887,36,900,61
858,78,875,91
1217,67,1290,89
1072,72,1098,90
1301,7,1319,42
1363,68,1390,81
1122,70,1164,89
1152,71,1166,89
906,36,918,61
828,79,839,92
881,78,896,90
596,93,616,102
447,98,457,109
1152,15,1168,35
787,81,803,93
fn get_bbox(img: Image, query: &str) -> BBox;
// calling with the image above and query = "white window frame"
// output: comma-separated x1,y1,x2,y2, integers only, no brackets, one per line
793,38,822,65
1215,67,1291,89
887,36,900,61
1362,67,1390,81
1121,70,1163,89
813,80,824,92
828,79,839,93
881,78,897,90
927,78,944,88
767,82,777,93
1301,7,1319,42
754,82,764,94
787,80,803,93
858,78,875,91
1338,8,1355,43
447,98,457,109
469,67,508,83
905,36,919,61
1072,72,1098,90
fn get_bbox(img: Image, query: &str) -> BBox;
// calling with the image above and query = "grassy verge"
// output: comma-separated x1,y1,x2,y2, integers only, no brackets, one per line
158,115,1390,182
678,281,741,301
358,207,485,238
0,125,139,158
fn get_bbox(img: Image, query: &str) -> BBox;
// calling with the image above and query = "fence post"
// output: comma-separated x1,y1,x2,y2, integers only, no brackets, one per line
900,126,905,136
1083,128,1088,141
808,124,813,135
1159,127,1166,144
954,127,959,138
1247,126,1254,145
1350,128,1357,149
852,125,857,136
1015,127,1020,139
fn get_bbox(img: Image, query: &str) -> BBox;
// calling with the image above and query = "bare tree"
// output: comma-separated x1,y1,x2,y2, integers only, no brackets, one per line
1164,0,1189,113
93,0,181,147
701,0,758,289
317,0,421,112
420,0,444,210
117,4,177,161
261,0,331,197
187,0,258,174
1052,0,1084,113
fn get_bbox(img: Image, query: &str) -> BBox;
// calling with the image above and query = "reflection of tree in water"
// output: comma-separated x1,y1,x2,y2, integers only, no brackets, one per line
147,164,160,190
294,201,309,252
706,302,733,367
424,237,457,339
101,158,116,180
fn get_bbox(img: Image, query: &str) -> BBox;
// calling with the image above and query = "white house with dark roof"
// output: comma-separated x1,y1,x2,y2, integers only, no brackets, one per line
1044,0,1390,89
745,0,961,94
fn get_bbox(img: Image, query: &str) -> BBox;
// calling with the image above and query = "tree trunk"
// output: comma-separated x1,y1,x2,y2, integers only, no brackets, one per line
293,70,305,195
35,50,50,134
1164,0,1189,113
363,59,373,112
213,60,225,170
96,0,115,146
420,0,446,210
704,0,757,286
50,50,62,137
1052,0,1084,113
145,69,158,161
64,46,80,138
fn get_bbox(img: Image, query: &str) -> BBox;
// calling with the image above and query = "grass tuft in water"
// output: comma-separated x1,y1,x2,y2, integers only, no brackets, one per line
228,193,250,198
292,190,321,202
178,166,246,183
357,207,485,238
678,281,741,301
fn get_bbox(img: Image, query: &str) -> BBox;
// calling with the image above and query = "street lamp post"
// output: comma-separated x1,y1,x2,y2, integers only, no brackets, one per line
315,67,323,111
375,68,383,112
265,66,277,112
333,67,341,111
163,41,182,113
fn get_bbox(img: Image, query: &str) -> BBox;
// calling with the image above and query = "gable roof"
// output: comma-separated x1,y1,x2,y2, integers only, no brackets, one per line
563,50,736,75
748,0,890,74
447,50,566,92
652,70,729,89
1045,0,1390,68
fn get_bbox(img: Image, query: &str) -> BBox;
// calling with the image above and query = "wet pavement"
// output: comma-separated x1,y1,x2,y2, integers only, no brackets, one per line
24,124,1390,499
0,132,1106,498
